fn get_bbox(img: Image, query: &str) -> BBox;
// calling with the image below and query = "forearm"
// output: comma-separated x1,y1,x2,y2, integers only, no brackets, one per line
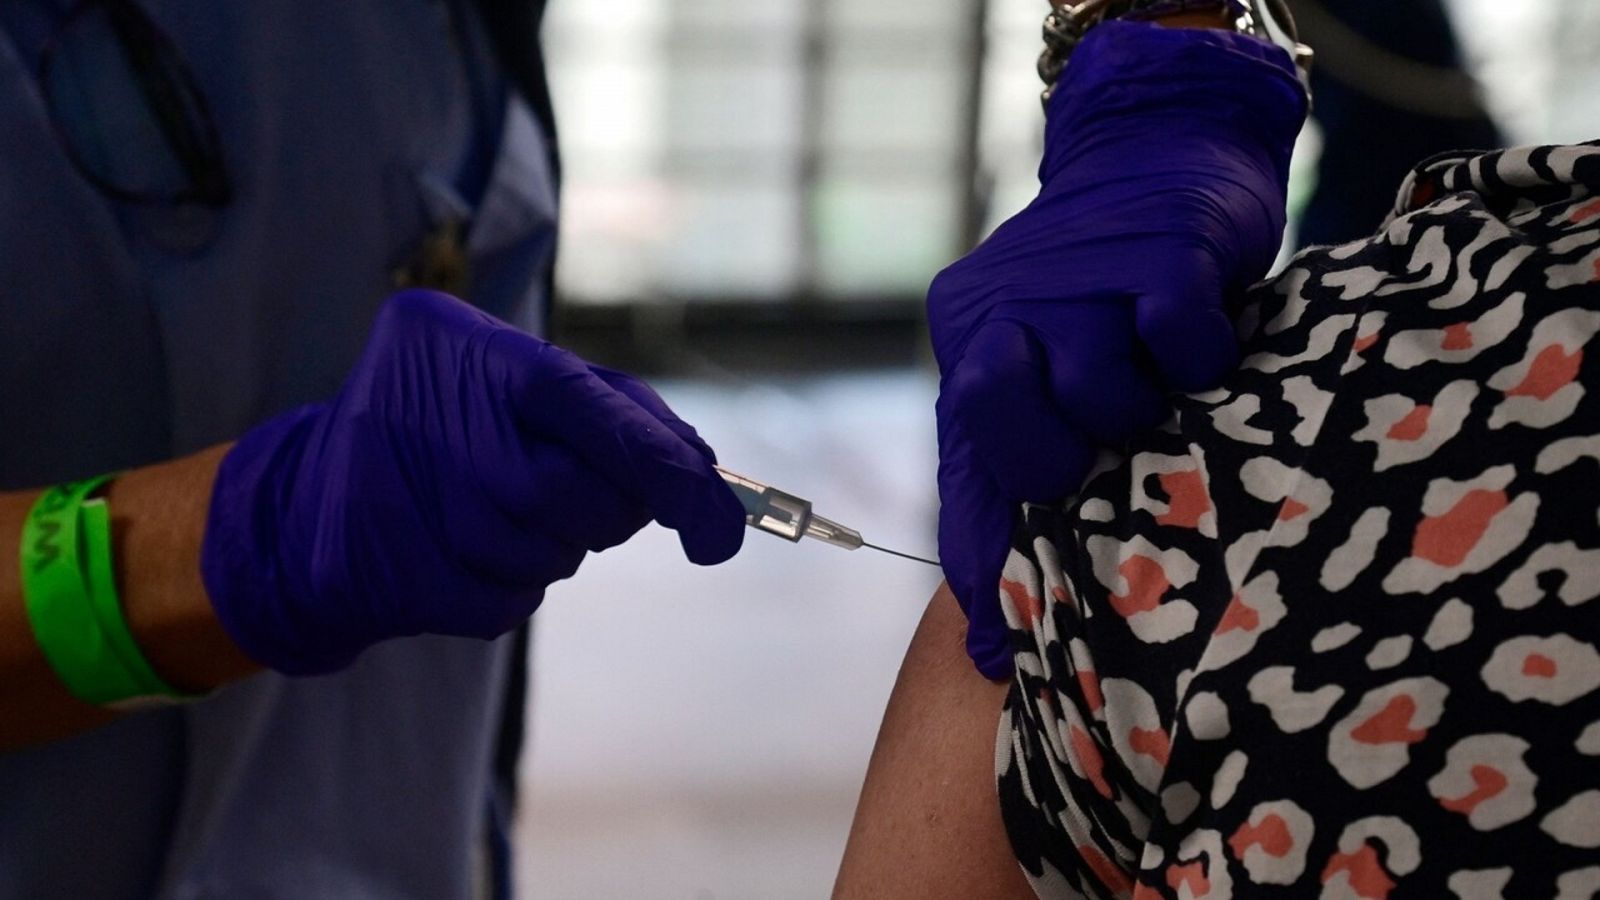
0,444,257,751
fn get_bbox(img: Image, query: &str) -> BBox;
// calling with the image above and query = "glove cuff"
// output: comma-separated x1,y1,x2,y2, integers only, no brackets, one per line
201,405,365,676
1042,20,1307,186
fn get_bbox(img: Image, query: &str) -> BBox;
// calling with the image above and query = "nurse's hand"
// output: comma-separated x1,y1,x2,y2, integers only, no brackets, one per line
200,289,745,675
928,22,1306,679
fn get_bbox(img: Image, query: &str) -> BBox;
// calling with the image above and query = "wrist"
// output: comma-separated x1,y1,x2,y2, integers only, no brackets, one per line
1148,8,1232,29
17,476,177,705
12,448,251,711
114,444,258,693
1038,0,1312,106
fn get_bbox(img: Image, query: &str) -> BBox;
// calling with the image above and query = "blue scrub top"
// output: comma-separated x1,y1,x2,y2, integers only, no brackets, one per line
0,3,557,897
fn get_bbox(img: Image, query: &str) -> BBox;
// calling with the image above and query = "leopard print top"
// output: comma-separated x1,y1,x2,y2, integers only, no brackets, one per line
997,142,1600,899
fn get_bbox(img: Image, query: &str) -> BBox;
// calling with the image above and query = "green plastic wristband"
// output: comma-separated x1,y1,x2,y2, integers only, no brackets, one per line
20,476,179,705
81,499,179,699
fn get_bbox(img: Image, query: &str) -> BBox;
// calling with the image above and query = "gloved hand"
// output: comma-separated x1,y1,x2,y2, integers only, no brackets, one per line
201,289,745,675
929,21,1307,678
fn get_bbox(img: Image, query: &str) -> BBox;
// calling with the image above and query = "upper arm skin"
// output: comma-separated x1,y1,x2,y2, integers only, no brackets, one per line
833,583,1035,900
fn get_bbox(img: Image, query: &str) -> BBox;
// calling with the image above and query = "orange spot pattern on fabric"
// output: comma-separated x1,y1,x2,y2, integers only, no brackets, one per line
1078,844,1134,895
1129,726,1171,766
1353,332,1380,354
1216,593,1260,635
1110,555,1171,618
1522,652,1558,678
1156,469,1212,530
1441,322,1474,350
1571,197,1600,224
1278,497,1310,522
1078,670,1105,714
1506,344,1583,401
1001,578,1043,625
1166,861,1212,896
1412,488,1509,567
1409,178,1438,209
1385,405,1432,442
1229,813,1294,860
1351,694,1428,746
1051,583,1076,613
1321,843,1397,899
1071,725,1114,799
1440,764,1509,815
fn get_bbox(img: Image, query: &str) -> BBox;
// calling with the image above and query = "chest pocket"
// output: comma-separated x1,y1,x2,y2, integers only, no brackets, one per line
0,28,170,485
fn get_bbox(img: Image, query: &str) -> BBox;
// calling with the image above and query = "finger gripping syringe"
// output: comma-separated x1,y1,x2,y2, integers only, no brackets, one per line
715,466,940,566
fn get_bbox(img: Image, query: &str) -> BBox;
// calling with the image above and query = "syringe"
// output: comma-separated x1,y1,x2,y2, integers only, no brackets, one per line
715,466,940,566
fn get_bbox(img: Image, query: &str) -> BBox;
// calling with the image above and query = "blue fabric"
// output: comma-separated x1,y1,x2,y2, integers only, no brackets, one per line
927,21,1307,678
0,3,557,898
1297,0,1501,247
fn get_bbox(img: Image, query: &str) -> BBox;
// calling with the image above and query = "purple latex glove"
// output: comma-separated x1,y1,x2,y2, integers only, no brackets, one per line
201,289,745,675
929,22,1307,679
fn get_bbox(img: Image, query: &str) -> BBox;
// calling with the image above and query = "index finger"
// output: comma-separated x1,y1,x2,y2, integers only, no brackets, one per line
587,364,720,464
936,412,1019,681
488,331,745,564
1133,247,1239,392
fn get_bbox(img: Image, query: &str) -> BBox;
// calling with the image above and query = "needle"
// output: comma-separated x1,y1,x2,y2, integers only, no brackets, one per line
861,541,941,567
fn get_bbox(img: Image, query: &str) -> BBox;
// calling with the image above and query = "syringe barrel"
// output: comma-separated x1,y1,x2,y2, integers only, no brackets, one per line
716,466,811,542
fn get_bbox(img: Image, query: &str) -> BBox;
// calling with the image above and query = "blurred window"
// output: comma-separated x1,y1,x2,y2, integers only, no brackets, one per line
544,0,972,305
545,0,1600,307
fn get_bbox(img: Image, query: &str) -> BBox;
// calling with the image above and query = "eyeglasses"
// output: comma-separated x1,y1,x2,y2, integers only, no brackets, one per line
37,0,229,209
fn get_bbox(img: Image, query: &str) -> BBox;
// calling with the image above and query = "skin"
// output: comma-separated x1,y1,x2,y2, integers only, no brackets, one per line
1159,8,1230,28
0,444,255,751
833,584,1033,899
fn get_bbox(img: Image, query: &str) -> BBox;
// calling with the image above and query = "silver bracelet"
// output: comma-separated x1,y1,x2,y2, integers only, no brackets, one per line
1037,0,1314,108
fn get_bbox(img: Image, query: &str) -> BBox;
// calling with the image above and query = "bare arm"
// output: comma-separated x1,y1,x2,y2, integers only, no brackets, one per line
0,444,258,751
833,584,1033,899
835,7,1262,894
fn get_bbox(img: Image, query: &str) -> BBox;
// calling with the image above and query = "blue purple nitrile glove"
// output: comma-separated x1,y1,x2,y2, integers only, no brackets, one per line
201,289,746,675
929,21,1308,679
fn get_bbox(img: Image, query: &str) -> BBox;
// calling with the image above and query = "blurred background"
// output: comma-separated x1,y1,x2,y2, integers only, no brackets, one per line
516,1,1600,896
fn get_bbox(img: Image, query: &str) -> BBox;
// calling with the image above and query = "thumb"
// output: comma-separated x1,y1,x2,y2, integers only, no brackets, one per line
492,335,744,566
943,319,1097,504
1134,247,1239,392
937,400,1021,680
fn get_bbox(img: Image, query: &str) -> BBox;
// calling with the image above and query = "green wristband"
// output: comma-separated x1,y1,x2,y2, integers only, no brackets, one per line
81,499,178,698
21,476,180,706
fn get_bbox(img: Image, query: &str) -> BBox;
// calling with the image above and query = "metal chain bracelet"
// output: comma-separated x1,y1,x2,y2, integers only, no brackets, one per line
1037,0,1314,107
